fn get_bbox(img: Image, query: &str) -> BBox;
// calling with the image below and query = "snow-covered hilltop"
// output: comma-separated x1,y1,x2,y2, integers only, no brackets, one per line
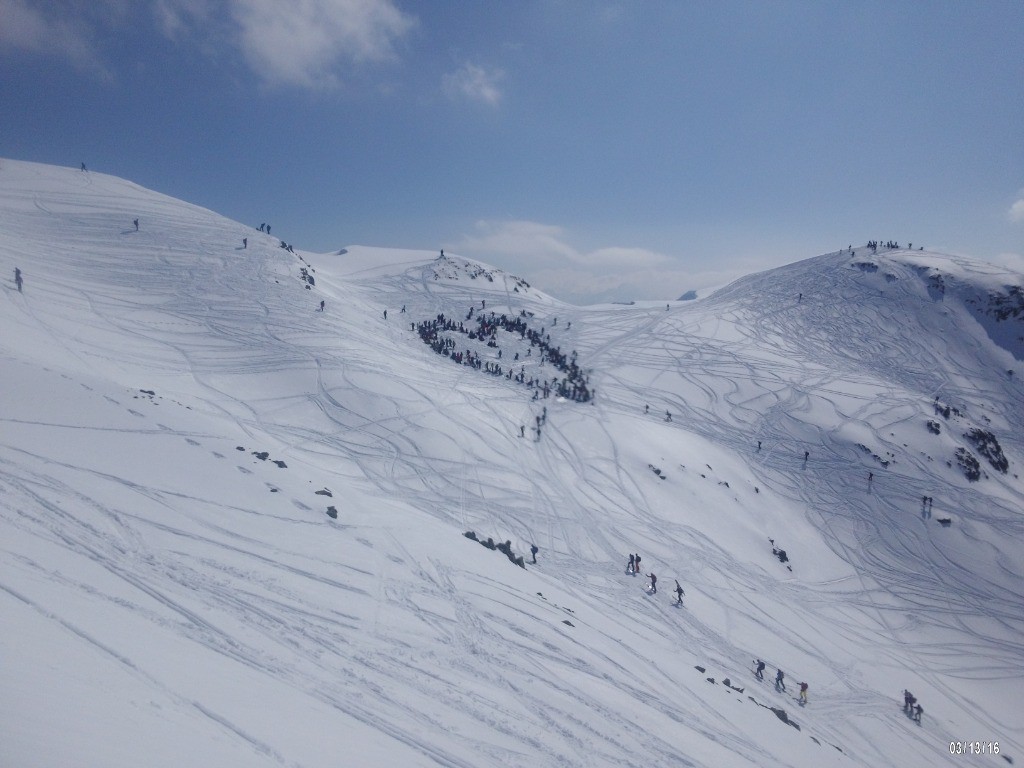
1,159,1022,767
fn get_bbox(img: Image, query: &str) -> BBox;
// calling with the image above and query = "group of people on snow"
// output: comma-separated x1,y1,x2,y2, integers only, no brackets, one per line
414,309,593,403
903,690,924,723
626,554,685,606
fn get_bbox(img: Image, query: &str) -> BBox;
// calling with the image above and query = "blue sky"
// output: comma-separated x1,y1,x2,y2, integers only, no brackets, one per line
2,0,1022,303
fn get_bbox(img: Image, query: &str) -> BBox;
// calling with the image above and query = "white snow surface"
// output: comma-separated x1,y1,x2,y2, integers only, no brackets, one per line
1,159,1022,767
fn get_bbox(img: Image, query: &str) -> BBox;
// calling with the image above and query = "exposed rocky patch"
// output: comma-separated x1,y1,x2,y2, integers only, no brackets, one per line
964,428,1009,474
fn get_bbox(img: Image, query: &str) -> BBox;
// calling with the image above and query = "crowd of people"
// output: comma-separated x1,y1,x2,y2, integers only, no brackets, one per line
865,240,905,253
414,307,594,403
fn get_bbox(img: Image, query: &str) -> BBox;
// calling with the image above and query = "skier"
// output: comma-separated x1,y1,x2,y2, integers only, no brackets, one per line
647,573,657,593
319,300,325,312
634,554,641,576
775,669,786,691
799,682,808,705
243,237,247,249
14,267,23,293
627,554,635,574
674,580,684,604
81,162,87,171
903,690,916,714
914,703,923,724
755,660,766,680
134,218,139,231
383,309,388,320
644,404,649,414
803,450,809,461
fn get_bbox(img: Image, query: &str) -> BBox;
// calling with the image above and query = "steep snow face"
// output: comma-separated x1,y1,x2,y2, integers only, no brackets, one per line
1,159,1022,768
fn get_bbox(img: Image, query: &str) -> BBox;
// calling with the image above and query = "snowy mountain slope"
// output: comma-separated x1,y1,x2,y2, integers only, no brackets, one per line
1,159,1022,767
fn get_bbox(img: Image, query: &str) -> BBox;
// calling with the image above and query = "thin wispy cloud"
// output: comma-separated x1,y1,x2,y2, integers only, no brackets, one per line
456,219,682,303
461,220,668,268
157,0,415,88
460,220,576,262
991,252,1024,273
0,0,113,79
442,62,504,106
1009,197,1024,223
2,0,414,90
229,0,414,88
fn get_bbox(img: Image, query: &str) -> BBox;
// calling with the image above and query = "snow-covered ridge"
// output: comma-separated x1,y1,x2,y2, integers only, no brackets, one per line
1,159,1022,767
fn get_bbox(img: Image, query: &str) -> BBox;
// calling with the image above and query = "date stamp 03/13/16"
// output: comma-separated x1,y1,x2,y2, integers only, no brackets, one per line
949,742,999,755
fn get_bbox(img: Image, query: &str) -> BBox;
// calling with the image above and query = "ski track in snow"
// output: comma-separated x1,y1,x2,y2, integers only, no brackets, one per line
1,161,1023,767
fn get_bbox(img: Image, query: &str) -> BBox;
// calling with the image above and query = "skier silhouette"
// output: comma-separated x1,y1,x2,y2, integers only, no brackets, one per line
674,580,684,604
754,660,765,680
14,267,23,293
775,669,786,691
647,573,657,593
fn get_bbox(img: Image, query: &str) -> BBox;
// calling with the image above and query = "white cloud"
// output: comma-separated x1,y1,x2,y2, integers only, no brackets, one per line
460,220,577,262
154,0,414,88
155,0,213,40
454,219,684,303
231,0,413,88
1009,198,1024,223
442,62,504,106
0,0,112,78
460,220,669,268
1,0,412,88
587,246,670,268
989,252,1024,274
